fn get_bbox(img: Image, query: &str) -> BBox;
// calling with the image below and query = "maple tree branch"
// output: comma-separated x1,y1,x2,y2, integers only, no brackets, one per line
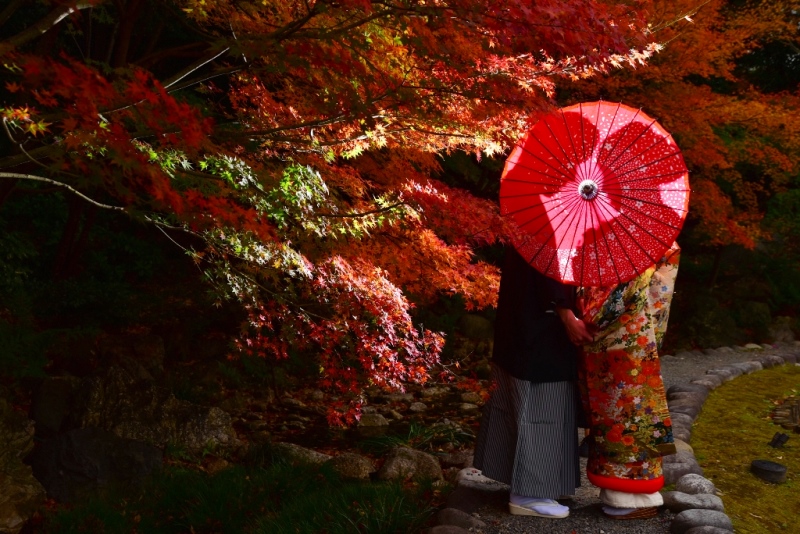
0,172,126,211
4,1,96,49
220,259,331,322
410,128,477,139
162,47,231,89
338,40,400,98
247,4,392,43
222,82,402,141
313,9,395,39
401,82,522,106
376,2,622,39
166,65,244,94
0,144,62,169
0,0,27,27
219,113,351,139
267,125,477,148
149,222,209,280
318,201,407,218
648,1,713,34
271,8,319,41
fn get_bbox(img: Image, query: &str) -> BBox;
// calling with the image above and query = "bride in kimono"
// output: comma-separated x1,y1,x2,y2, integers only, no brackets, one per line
578,242,681,519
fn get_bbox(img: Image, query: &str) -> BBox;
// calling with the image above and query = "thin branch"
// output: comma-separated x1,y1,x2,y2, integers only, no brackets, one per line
0,145,62,169
318,201,407,218
3,1,95,49
268,6,319,41
1,117,18,144
0,0,26,28
0,172,126,211
218,113,351,139
17,143,53,172
163,47,231,89
228,264,330,322
166,65,244,94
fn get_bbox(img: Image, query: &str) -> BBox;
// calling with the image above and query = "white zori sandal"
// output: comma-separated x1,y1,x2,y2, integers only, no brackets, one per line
508,497,570,518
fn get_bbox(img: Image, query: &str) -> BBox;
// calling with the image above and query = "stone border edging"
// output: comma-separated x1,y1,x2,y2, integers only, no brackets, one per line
662,341,800,534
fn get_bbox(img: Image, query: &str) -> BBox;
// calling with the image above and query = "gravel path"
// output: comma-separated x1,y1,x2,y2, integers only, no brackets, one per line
456,344,798,534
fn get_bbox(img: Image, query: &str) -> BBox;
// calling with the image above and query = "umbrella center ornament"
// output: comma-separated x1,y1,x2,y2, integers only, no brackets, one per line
578,179,599,201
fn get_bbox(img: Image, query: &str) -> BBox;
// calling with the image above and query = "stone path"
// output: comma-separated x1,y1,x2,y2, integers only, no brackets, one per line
431,341,800,534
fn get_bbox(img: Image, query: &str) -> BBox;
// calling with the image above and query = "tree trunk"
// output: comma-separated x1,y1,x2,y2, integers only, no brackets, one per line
68,203,98,278
52,196,85,280
111,0,144,68
708,245,725,290
0,178,16,207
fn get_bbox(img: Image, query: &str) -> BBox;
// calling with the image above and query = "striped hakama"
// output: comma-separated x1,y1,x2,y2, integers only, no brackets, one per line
473,365,581,499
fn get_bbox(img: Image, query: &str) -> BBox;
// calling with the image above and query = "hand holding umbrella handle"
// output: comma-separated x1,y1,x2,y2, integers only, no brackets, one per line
556,307,594,346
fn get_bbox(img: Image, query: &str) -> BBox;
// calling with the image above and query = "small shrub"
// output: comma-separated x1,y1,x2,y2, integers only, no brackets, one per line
40,449,436,534
358,421,475,455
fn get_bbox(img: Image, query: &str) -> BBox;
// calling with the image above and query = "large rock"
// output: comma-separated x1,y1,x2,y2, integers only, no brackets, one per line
676,473,718,495
357,413,389,437
0,399,45,534
728,361,762,374
420,386,449,398
671,425,692,443
427,526,470,534
718,366,744,378
438,450,474,469
663,450,699,465
759,354,786,368
69,367,236,451
683,527,734,534
445,469,510,514
673,439,694,455
358,413,389,427
667,391,707,404
376,446,443,482
436,508,487,530
30,376,81,438
94,332,166,380
664,461,704,485
769,316,796,343
662,491,725,513
668,399,703,419
691,375,723,390
460,392,482,404
325,452,375,480
704,368,736,381
455,467,508,492
667,384,710,401
670,509,733,534
409,402,428,413
29,427,162,504
271,442,332,466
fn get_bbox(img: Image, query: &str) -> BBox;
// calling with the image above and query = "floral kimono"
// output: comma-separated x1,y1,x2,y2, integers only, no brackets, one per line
578,242,680,494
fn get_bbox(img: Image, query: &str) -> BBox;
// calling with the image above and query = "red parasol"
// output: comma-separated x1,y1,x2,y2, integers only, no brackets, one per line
500,101,690,287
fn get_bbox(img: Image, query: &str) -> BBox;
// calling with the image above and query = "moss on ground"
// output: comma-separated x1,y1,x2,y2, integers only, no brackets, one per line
692,364,800,533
